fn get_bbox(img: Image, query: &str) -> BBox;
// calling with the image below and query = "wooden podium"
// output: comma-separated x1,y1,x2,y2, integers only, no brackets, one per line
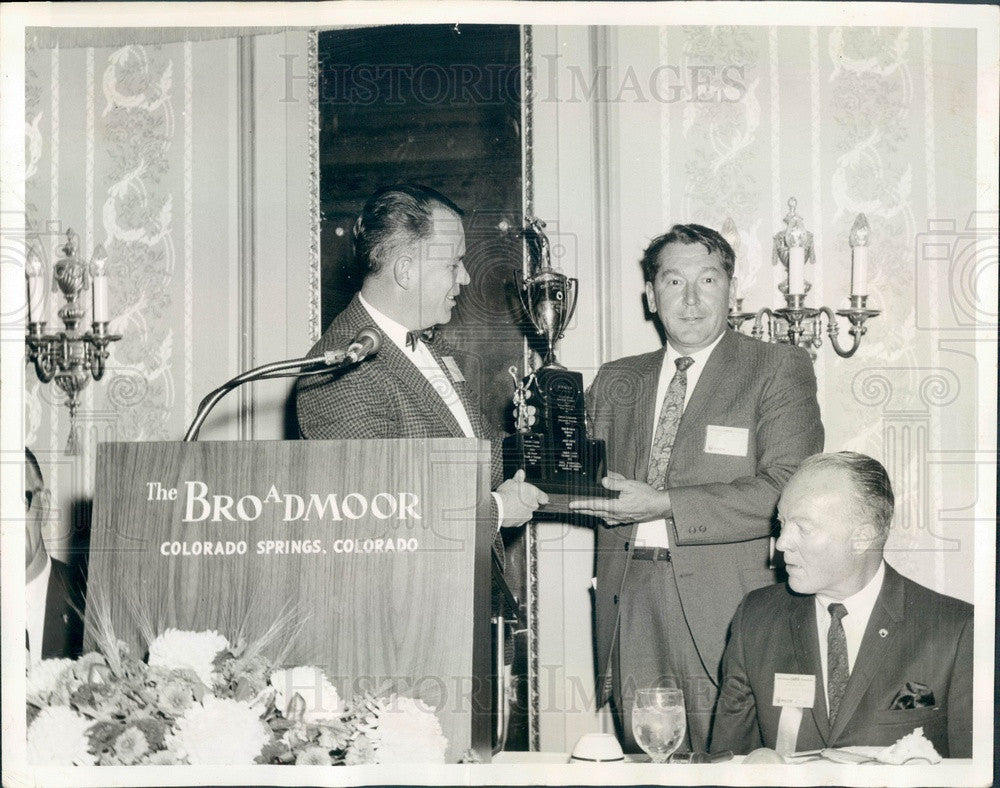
86,438,494,762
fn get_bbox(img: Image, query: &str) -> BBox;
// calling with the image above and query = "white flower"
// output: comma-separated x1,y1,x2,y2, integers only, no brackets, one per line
359,695,448,764
27,706,96,766
295,745,332,765
26,658,74,705
114,726,149,765
147,629,229,686
165,696,270,765
269,666,343,722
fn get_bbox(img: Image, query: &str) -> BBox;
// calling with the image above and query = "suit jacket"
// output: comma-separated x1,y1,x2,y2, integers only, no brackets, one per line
711,564,973,757
42,558,86,660
589,330,823,702
295,293,504,489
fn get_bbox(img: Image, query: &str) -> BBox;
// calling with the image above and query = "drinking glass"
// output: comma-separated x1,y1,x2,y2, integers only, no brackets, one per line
631,688,686,763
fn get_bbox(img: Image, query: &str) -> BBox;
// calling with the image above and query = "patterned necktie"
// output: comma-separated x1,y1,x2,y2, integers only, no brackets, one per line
827,602,849,720
646,356,694,490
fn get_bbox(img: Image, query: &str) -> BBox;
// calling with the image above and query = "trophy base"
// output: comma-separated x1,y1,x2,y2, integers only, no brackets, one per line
502,433,619,516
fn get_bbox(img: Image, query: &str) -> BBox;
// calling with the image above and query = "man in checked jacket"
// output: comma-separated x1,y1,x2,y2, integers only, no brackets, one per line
295,184,546,535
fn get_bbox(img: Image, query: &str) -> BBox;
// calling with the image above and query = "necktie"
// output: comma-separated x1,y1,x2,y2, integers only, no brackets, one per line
405,327,436,350
646,356,694,490
827,602,849,720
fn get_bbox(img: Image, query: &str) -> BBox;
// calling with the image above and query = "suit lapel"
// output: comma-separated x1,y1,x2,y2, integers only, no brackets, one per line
425,336,484,438
381,337,466,437
345,297,466,438
829,565,905,742
633,347,666,481
789,594,831,743
670,331,734,460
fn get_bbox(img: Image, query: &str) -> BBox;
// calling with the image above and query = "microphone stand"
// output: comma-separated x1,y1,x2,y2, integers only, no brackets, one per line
183,351,352,441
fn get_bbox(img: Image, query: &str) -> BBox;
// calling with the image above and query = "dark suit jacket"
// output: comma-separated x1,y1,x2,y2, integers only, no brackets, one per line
42,558,86,660
295,293,503,489
711,564,973,757
588,330,823,703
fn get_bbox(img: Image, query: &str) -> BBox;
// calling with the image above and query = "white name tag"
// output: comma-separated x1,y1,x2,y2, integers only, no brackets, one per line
441,356,466,382
773,673,815,708
704,425,749,456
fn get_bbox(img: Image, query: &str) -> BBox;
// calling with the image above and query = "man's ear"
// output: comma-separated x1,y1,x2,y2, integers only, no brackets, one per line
644,281,657,314
393,256,413,288
728,276,738,310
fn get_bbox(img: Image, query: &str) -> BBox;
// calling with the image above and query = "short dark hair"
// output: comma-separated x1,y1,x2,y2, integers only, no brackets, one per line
639,223,736,283
353,184,464,276
25,446,42,484
798,452,895,541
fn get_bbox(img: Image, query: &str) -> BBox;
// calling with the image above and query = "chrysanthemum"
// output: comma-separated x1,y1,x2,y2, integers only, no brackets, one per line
157,680,195,716
269,666,343,722
26,706,96,766
295,745,332,765
114,726,149,765
26,658,74,706
147,629,229,686
357,695,448,764
344,733,376,765
164,696,270,764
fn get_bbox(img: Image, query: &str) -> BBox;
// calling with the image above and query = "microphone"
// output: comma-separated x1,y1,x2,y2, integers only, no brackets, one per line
344,327,382,363
183,328,383,441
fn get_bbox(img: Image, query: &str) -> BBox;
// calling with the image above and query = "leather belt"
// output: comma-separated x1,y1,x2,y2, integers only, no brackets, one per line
631,546,671,562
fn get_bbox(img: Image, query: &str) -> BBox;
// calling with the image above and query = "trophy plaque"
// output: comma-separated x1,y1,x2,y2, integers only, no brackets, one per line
503,218,616,512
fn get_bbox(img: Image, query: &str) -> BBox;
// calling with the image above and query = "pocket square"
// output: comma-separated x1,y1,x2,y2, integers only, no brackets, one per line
889,681,935,710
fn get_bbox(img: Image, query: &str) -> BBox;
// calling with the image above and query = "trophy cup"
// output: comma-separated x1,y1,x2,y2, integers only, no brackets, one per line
503,218,615,511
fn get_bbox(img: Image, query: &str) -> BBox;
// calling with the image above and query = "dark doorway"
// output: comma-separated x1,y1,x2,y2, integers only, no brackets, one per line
318,25,530,752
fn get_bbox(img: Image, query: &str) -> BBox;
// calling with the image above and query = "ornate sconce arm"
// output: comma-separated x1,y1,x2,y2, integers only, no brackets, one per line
817,298,880,358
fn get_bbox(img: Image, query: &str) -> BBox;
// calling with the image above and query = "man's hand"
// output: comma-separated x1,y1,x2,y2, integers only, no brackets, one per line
496,469,549,528
568,472,672,525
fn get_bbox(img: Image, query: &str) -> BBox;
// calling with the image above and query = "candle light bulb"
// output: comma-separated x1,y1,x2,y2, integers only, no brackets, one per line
849,214,871,297
91,243,108,274
849,214,870,247
91,242,109,324
26,247,43,324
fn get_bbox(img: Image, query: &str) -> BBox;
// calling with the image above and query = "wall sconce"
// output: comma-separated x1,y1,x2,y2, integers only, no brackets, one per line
727,198,880,359
25,229,121,454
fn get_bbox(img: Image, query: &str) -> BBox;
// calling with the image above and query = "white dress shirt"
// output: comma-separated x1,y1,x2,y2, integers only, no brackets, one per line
358,294,475,437
357,295,505,522
26,554,51,665
634,333,725,548
814,560,886,708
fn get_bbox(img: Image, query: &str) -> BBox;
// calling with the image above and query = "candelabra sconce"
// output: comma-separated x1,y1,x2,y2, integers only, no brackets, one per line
726,198,880,359
25,229,121,454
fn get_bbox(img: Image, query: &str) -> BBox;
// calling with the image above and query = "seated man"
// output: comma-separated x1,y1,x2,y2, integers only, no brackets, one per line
25,448,86,662
711,452,972,758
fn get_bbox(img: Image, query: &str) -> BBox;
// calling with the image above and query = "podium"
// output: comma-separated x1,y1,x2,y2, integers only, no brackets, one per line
86,438,494,762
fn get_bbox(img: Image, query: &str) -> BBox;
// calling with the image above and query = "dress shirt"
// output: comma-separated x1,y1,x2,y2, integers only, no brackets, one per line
634,333,725,548
26,554,51,665
814,560,886,708
357,295,505,522
358,294,475,437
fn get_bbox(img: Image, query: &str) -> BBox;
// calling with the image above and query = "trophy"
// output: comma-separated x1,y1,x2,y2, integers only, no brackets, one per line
503,218,615,510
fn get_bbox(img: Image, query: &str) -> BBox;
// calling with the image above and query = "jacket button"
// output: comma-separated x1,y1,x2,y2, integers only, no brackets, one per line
624,542,629,551
613,594,619,605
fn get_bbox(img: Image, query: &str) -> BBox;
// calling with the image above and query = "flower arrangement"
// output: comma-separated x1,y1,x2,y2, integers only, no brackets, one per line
26,626,448,766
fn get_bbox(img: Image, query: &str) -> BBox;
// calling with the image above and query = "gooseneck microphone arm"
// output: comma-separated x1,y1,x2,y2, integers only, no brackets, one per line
183,328,382,441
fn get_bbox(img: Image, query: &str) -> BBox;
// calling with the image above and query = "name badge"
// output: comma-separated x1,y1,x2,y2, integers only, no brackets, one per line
773,673,815,708
704,425,749,456
441,356,465,382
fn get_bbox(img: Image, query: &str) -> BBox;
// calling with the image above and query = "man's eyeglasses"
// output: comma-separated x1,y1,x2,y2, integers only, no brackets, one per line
25,488,50,512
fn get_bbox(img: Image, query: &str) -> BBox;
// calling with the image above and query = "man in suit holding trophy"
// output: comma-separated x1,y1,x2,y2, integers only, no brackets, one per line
570,224,824,752
296,183,546,532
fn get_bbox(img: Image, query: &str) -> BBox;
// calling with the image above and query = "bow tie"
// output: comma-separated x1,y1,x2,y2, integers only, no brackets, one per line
405,327,436,350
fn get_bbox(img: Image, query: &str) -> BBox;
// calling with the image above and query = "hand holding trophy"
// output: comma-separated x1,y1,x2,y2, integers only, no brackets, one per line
503,218,617,513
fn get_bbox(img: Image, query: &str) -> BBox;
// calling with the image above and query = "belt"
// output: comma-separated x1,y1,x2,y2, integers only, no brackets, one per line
630,546,671,562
